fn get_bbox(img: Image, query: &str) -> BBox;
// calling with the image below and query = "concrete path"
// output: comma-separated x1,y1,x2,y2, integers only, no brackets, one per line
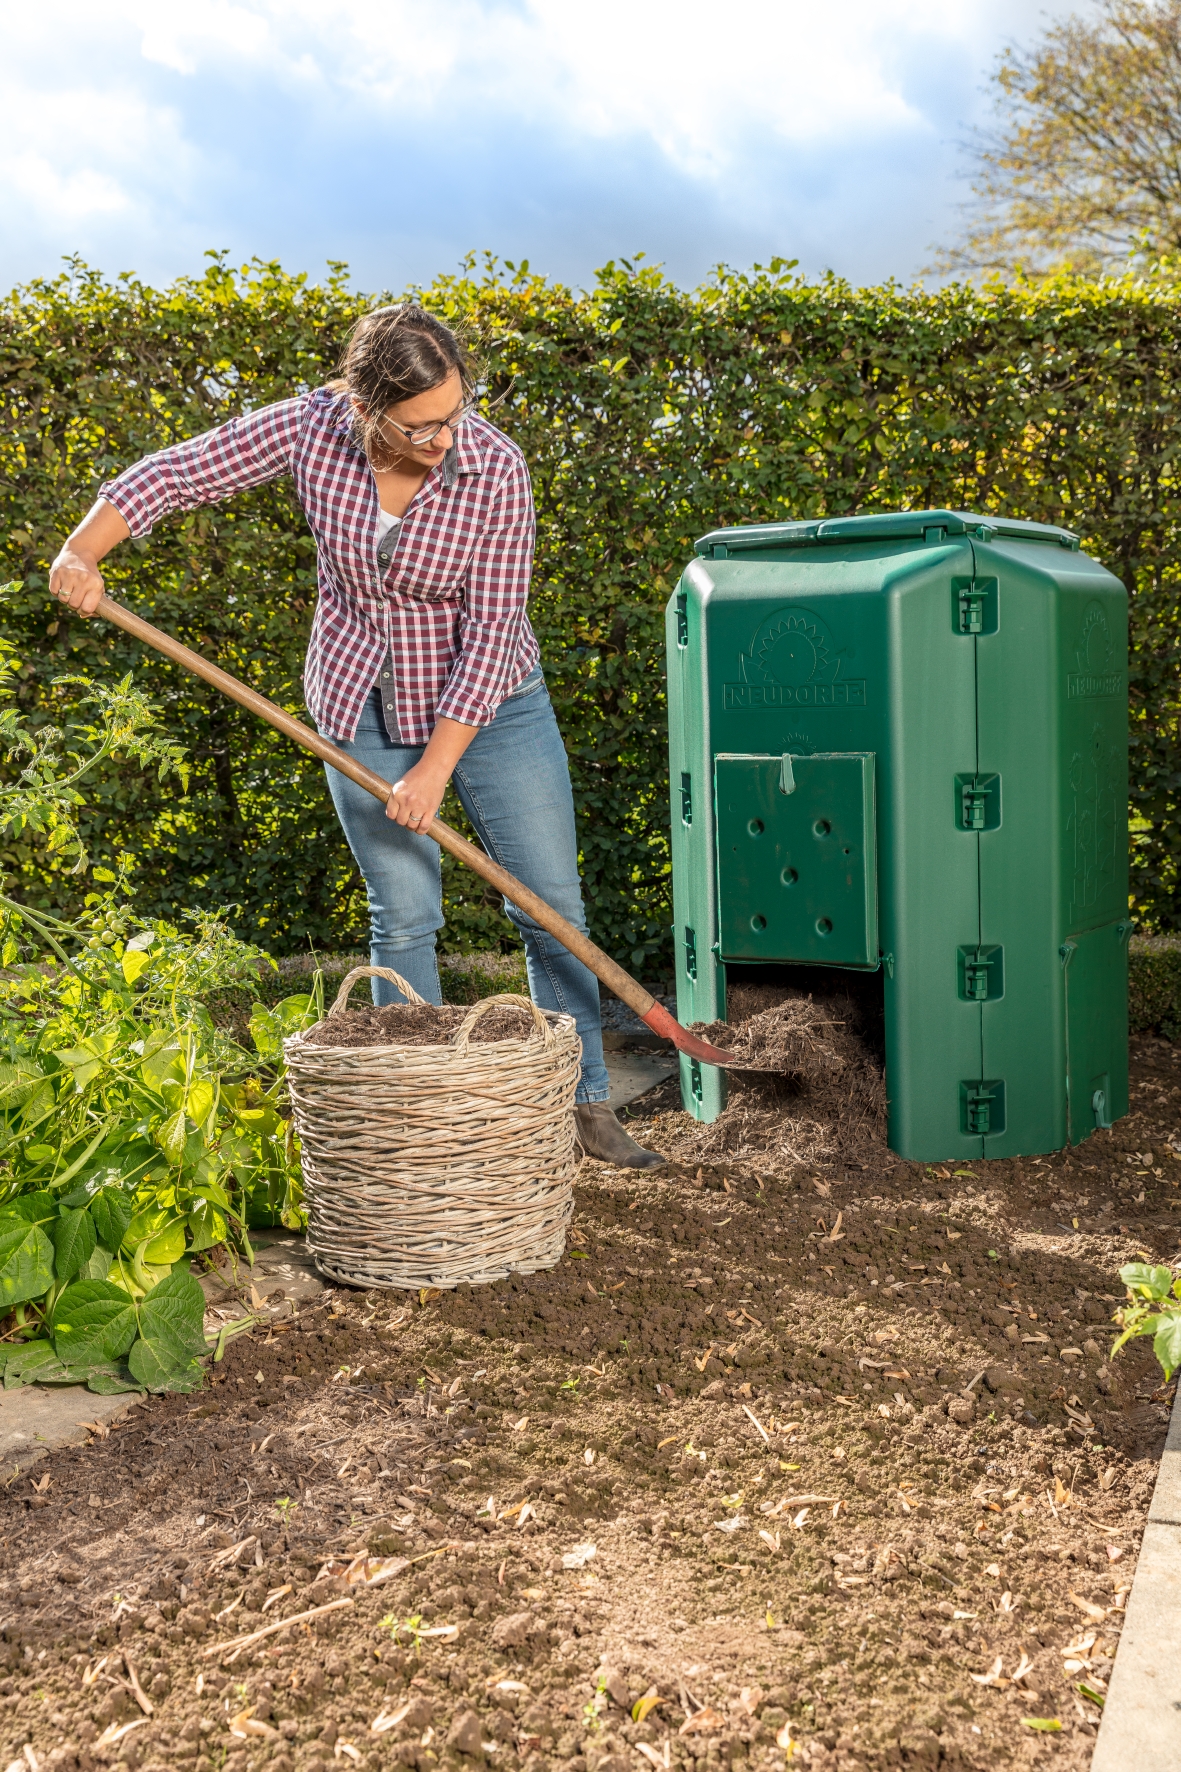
606,1051,677,1110
1091,1382,1181,1768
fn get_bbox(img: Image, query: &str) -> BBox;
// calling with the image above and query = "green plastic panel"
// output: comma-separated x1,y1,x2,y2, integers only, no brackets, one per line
666,506,1129,1158
714,753,878,967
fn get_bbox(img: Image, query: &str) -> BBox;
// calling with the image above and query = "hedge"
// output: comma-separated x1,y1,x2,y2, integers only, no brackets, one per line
1,253,1179,968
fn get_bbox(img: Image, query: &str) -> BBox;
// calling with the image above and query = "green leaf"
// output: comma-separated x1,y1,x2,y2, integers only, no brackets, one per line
79,1245,113,1283
142,1219,186,1267
50,1279,138,1365
52,1207,97,1283
157,1110,188,1165
127,1335,203,1392
3,1341,63,1388
92,868,117,882
90,1189,133,1252
121,950,151,985
139,1268,206,1357
1021,1719,1062,1733
0,1218,54,1308
1153,1311,1181,1379
186,1202,227,1253
86,1363,144,1395
1120,1262,1174,1300
0,1192,57,1227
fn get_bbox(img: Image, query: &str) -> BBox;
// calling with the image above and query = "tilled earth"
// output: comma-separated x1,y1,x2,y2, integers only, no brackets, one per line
1,1039,1180,1772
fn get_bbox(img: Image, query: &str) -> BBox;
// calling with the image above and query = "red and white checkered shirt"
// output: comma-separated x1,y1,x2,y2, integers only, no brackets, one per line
100,388,539,743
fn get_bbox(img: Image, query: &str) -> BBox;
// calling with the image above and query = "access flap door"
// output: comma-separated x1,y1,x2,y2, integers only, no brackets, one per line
714,752,878,967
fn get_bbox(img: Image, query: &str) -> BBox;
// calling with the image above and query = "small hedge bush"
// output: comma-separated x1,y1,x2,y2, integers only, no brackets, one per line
1130,935,1181,1039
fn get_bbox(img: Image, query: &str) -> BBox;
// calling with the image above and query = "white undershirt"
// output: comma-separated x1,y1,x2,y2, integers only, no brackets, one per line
377,508,402,543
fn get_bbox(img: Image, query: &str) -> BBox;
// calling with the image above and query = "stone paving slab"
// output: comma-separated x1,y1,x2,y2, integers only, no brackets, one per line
1092,1382,1181,1768
606,1050,677,1110
0,1384,145,1473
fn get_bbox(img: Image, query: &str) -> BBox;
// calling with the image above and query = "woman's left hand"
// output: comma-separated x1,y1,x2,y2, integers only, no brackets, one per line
386,759,450,831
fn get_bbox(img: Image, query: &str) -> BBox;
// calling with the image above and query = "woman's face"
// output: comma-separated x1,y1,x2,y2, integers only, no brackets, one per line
363,367,467,473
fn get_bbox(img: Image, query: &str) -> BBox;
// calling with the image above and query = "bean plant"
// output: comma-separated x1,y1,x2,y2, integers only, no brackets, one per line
1112,1261,1181,1379
0,587,317,1393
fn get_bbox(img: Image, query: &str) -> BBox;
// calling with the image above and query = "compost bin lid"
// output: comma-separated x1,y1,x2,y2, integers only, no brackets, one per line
694,509,1081,556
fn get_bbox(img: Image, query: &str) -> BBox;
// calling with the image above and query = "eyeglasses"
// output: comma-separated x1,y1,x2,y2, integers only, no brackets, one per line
380,400,475,449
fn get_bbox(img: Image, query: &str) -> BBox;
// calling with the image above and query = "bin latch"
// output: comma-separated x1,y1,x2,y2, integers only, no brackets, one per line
962,1080,1004,1136
961,777,994,830
779,753,797,795
684,925,698,981
964,955,991,1000
675,590,689,648
957,586,988,634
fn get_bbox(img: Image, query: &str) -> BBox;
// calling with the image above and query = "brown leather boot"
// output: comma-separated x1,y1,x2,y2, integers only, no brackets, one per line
574,1103,665,1170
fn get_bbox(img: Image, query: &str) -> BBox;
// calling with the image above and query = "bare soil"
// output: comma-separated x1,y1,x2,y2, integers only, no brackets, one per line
2,1038,1179,1772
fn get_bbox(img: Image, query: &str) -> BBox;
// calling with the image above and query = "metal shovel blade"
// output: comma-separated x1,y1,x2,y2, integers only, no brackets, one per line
640,1001,738,1067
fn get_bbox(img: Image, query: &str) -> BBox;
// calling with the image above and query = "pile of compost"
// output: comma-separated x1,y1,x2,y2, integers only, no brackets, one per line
671,973,888,1170
303,1001,541,1049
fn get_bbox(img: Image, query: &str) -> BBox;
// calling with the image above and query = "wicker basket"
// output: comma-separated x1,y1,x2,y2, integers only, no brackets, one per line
284,966,582,1290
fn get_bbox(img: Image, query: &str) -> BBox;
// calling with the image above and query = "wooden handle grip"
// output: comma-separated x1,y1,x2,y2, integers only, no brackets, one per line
91,595,656,1020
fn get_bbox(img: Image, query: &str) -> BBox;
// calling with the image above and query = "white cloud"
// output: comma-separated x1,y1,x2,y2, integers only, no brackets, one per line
0,0,1071,289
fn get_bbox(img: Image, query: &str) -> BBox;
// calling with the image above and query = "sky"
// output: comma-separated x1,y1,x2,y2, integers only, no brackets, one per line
1,0,1075,298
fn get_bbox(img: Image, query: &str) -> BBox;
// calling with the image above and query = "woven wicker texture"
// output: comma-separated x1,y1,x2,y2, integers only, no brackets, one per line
285,966,582,1290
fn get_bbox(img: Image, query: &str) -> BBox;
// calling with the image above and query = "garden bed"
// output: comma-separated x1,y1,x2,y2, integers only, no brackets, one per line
0,1039,1177,1772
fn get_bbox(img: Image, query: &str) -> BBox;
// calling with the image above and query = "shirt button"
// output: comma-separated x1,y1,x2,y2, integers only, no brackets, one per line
378,552,390,564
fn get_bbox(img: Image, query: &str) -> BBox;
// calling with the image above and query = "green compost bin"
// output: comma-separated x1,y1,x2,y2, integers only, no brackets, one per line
666,509,1130,1161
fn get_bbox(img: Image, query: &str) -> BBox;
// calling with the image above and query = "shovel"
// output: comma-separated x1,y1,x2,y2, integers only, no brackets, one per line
84,595,736,1069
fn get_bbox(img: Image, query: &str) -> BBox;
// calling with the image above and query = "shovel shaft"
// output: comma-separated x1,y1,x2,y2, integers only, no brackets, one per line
92,596,669,1022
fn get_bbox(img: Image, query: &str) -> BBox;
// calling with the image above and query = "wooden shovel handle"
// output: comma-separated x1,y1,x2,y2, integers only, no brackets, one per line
90,595,659,1021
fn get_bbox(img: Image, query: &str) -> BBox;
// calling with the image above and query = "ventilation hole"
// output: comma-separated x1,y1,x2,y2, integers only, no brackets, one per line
814,819,831,837
816,917,833,936
781,867,798,887
751,915,767,933
748,819,764,837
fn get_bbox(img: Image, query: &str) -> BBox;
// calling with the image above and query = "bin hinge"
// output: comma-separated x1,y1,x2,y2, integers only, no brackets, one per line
680,771,693,825
1117,920,1133,945
960,776,995,830
1059,939,1077,968
675,589,688,647
684,925,698,981
1092,1087,1112,1130
964,954,991,1001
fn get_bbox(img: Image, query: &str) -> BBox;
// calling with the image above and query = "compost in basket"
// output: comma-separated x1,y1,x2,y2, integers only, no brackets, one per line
284,966,582,1293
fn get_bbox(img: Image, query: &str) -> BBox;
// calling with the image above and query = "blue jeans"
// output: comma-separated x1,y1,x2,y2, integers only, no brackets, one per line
320,669,610,1103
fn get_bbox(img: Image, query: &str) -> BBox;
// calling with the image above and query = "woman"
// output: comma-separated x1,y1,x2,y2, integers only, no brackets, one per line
49,303,661,1170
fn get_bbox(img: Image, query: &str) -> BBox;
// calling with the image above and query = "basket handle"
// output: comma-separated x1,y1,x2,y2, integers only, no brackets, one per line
329,965,429,1014
451,991,555,1055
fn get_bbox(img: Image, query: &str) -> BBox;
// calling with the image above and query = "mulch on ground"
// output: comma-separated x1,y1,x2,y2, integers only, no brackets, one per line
0,1038,1178,1772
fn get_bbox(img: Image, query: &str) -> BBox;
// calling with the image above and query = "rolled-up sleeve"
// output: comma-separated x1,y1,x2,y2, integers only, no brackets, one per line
434,453,536,727
99,398,306,538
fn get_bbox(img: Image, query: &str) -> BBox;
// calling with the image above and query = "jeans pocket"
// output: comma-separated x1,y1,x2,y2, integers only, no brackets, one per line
502,667,546,705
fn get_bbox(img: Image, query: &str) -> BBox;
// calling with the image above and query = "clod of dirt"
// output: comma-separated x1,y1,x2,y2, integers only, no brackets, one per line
302,1002,540,1049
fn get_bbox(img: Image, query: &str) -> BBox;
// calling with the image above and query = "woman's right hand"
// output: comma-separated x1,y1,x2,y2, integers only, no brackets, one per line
47,499,133,617
49,546,106,616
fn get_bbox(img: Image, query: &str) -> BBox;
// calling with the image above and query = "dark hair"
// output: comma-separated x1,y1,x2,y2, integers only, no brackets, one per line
332,304,473,464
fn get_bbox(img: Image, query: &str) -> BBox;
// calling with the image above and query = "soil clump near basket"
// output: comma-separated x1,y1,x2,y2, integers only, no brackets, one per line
4,1038,1179,1772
